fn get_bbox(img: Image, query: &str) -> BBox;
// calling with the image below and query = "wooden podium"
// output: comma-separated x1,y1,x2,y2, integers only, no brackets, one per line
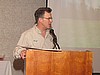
26,49,93,75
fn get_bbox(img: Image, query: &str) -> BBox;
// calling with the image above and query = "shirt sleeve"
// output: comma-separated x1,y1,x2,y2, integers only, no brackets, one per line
13,33,28,59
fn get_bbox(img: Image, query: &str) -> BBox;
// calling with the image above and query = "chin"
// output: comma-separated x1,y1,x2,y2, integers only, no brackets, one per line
46,26,52,29
48,27,52,29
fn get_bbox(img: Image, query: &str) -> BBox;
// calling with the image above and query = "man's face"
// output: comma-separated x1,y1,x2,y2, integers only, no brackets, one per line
41,11,53,29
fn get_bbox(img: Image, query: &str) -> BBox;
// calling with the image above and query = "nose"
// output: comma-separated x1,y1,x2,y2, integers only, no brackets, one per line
50,19,53,23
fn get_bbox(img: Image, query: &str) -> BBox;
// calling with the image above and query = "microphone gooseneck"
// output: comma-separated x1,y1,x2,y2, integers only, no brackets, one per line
50,29,60,49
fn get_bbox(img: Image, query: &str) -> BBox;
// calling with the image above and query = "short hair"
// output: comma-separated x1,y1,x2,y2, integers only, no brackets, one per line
34,7,52,24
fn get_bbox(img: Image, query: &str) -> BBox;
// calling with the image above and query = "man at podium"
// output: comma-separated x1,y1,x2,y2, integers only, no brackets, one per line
13,7,60,75
13,7,60,60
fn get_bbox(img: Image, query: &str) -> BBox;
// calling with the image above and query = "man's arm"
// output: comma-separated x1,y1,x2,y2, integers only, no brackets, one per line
13,32,29,59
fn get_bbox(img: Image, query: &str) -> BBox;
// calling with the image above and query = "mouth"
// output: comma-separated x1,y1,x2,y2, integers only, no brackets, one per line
49,24,52,27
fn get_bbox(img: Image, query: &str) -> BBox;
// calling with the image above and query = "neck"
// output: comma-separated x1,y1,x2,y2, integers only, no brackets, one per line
36,24,47,32
36,24,47,38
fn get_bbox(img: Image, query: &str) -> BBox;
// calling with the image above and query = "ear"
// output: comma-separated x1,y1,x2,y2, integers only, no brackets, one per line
38,18,43,23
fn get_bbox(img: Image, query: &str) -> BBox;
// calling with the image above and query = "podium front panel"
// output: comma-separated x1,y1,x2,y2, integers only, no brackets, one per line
26,50,92,75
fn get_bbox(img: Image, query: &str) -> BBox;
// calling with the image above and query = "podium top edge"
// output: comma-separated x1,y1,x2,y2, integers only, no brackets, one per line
27,49,92,52
21,46,92,52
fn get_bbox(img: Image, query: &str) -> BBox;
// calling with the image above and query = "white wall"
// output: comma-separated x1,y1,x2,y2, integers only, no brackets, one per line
0,0,45,75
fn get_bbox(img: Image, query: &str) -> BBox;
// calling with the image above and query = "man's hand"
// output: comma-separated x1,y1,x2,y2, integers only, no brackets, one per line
20,50,26,59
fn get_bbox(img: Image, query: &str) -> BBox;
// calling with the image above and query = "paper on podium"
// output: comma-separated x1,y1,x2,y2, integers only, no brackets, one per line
21,46,61,52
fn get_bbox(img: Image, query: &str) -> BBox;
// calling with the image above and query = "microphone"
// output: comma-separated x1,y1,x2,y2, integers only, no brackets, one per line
50,29,60,49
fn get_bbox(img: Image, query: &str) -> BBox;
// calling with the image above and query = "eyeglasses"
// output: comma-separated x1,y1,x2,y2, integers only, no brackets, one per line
43,17,53,20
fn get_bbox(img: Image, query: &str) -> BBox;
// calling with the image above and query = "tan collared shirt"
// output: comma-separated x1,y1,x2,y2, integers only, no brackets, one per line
13,25,54,58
